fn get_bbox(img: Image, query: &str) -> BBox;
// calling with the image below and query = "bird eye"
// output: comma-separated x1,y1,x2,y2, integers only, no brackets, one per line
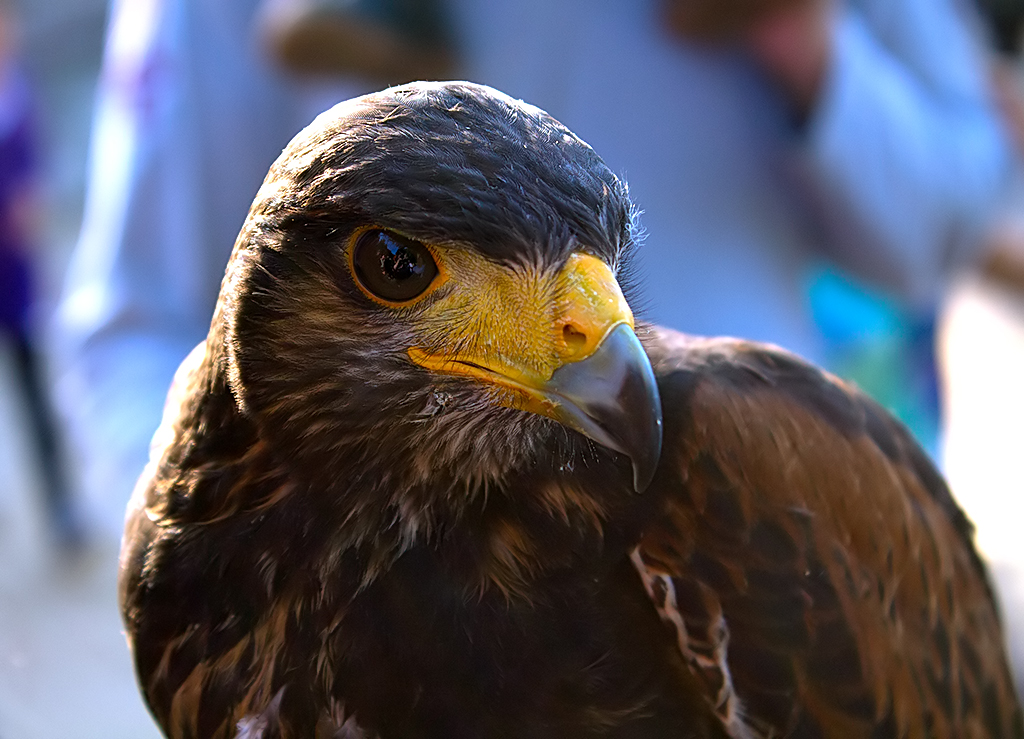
351,229,439,303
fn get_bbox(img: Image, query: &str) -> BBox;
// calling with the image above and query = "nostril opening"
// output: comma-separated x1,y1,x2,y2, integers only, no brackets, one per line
562,323,588,352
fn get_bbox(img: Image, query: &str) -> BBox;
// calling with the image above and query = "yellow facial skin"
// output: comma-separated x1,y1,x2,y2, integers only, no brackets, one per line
347,233,662,491
405,250,635,415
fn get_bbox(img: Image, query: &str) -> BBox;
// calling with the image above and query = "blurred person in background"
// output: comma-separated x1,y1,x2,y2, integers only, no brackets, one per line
0,0,78,547
52,0,1014,557
939,0,1024,695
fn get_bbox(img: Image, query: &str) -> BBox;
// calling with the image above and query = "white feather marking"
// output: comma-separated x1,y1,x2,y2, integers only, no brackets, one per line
629,548,757,739
235,685,286,738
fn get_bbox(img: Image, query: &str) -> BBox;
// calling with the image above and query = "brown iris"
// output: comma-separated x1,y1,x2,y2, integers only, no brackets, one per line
352,229,439,303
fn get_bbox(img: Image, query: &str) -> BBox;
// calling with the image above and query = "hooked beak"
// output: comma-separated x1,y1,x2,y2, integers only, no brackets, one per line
542,323,663,491
407,252,663,491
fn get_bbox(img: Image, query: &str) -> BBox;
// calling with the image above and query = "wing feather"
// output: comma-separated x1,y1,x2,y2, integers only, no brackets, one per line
635,326,1023,738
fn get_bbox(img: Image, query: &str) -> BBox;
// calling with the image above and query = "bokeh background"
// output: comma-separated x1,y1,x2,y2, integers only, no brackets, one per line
0,1,162,736
1,0,1023,736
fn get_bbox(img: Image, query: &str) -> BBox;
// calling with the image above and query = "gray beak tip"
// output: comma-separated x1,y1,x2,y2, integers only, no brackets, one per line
631,416,663,492
546,323,664,494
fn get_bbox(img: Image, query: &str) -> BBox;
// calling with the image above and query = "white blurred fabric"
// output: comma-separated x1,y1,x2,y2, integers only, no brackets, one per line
940,271,1024,691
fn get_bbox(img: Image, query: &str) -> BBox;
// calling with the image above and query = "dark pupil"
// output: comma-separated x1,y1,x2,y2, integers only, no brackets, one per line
379,237,423,281
354,229,438,302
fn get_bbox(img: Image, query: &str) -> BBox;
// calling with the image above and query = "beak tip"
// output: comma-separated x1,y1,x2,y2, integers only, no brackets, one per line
631,417,663,493
546,323,664,494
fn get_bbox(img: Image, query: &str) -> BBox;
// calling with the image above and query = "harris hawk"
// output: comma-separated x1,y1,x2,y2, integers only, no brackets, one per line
119,81,1024,738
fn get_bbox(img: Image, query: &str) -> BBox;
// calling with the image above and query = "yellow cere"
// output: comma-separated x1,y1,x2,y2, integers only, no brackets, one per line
407,249,634,410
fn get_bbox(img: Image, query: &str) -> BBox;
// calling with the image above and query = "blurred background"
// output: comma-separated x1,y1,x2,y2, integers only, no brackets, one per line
1,0,1023,735
0,0,155,736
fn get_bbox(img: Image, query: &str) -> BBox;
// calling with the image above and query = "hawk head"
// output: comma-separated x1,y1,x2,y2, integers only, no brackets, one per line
217,81,662,538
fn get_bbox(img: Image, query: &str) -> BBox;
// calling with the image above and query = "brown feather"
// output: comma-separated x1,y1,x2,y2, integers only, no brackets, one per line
638,326,1023,738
